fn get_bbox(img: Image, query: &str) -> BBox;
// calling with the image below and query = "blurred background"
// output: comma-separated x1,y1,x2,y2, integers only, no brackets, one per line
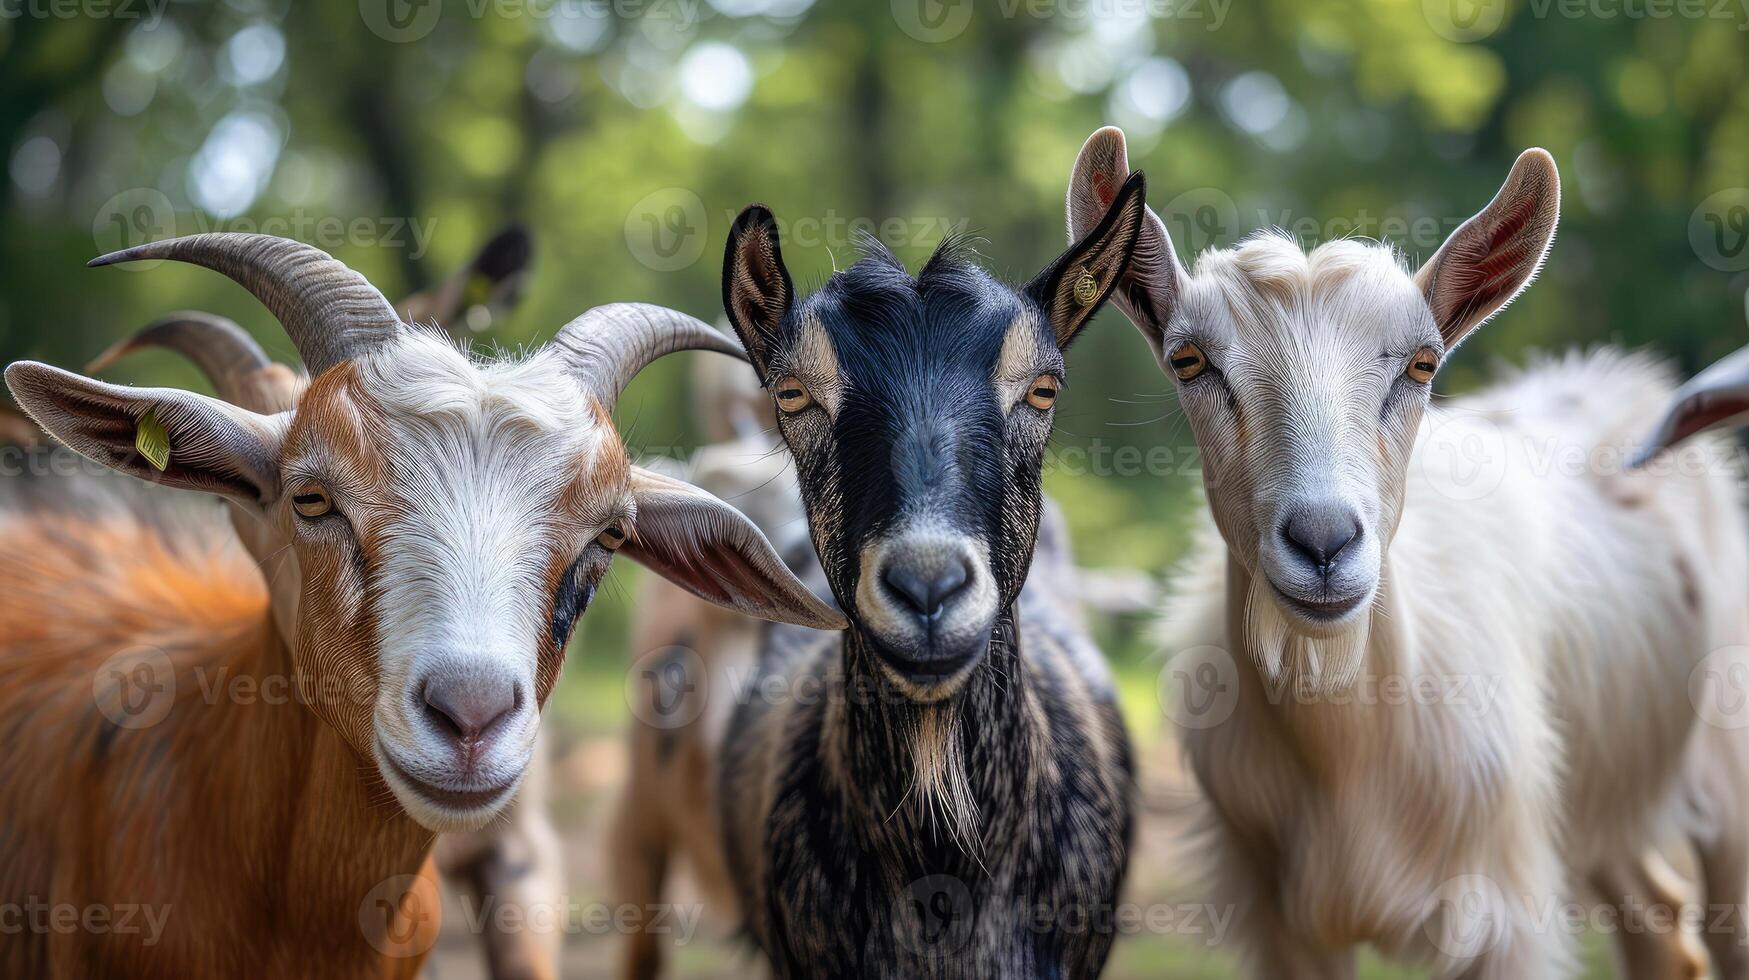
3,0,1747,975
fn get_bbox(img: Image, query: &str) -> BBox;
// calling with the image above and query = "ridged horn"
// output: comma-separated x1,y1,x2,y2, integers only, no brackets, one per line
549,302,745,412
88,233,401,375
86,311,269,395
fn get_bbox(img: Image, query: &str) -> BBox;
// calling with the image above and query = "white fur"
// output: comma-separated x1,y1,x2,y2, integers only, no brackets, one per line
1161,236,1749,978
354,333,609,831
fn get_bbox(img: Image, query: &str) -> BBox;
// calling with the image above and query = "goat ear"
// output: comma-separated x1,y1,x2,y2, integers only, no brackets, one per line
1415,148,1560,350
722,205,792,377
399,223,533,329
4,361,284,507
623,465,845,631
1065,126,1187,363
1028,169,1149,349
1629,299,1749,466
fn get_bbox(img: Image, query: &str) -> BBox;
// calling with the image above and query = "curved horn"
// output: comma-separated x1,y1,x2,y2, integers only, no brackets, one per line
84,311,302,414
549,302,745,412
87,311,268,390
89,233,402,375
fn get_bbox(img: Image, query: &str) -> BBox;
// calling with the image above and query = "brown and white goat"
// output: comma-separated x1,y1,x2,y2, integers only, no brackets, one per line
86,224,569,980
0,232,844,980
1068,127,1749,978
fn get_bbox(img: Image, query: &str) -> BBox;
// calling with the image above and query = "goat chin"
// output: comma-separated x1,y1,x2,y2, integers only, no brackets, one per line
1241,573,1372,693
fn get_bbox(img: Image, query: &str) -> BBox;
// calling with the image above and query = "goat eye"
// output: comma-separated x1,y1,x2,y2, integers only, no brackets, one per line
1168,342,1208,381
291,483,334,519
596,523,628,551
774,376,813,414
1025,374,1060,411
1405,346,1440,385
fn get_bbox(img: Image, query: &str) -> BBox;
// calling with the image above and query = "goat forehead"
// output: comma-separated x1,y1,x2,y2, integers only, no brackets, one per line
295,333,621,517
805,262,1025,380
1186,233,1431,356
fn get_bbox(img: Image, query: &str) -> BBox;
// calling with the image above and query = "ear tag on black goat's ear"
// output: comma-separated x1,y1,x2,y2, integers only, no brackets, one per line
1073,268,1100,307
135,408,170,472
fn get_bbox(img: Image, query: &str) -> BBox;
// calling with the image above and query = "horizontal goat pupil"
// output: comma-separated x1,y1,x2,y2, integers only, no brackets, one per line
779,389,802,399
294,494,321,504
1171,357,1199,369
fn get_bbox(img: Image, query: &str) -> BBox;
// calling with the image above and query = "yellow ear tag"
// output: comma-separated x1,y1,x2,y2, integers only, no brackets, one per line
1072,268,1100,307
135,409,170,472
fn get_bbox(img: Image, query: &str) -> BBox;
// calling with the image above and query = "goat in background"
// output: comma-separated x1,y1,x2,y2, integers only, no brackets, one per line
1067,126,1749,978
0,232,843,979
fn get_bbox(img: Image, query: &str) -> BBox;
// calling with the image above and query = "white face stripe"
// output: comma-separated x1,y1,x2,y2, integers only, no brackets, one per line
341,333,616,822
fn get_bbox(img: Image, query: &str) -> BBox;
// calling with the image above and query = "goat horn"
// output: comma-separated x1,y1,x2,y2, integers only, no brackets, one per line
89,233,401,375
549,302,745,412
86,310,271,395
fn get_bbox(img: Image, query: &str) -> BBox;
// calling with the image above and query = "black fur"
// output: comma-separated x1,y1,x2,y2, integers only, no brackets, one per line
718,205,1143,978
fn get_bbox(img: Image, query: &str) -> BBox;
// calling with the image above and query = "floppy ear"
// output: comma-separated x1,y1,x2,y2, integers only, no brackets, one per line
1065,126,1187,363
1028,169,1149,349
4,361,284,507
1629,296,1749,466
1415,148,1561,350
722,205,793,378
623,465,845,631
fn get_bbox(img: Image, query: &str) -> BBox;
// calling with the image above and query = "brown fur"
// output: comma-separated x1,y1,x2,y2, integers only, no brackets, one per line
0,498,440,978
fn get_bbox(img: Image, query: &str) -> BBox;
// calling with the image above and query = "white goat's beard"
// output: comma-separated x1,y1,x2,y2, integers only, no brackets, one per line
908,704,981,855
1243,575,1371,693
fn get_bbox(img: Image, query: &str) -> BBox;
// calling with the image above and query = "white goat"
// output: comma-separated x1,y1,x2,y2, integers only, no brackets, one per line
1066,127,1749,978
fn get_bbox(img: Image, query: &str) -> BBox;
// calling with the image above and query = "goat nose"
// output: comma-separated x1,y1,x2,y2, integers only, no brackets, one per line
421,676,517,746
883,559,971,619
1281,507,1361,575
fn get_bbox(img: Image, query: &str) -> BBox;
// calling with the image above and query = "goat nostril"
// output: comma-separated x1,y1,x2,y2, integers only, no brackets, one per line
883,561,972,619
421,678,517,745
1281,511,1361,575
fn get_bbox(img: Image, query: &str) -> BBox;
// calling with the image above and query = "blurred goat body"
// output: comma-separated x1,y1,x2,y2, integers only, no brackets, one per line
1067,127,1749,978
